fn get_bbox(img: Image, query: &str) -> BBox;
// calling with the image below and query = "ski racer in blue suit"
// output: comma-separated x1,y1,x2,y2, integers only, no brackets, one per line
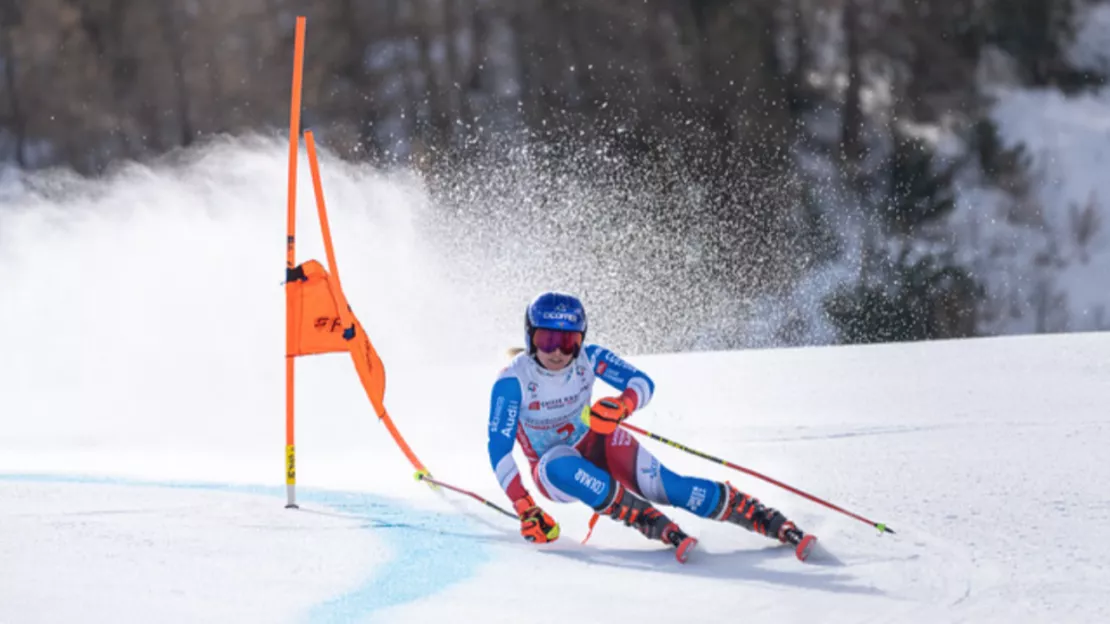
487,291,815,563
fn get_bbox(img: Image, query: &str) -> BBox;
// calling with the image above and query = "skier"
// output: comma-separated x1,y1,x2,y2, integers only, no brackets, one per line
486,291,816,563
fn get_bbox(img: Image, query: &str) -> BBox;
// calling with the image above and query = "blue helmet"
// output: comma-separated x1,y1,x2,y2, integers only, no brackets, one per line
524,291,587,353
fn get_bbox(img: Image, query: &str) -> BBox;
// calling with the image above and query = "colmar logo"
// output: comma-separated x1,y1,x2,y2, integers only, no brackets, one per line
574,469,606,495
528,401,540,410
596,362,608,375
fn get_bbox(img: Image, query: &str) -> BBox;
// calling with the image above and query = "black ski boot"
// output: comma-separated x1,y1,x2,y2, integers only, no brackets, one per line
713,481,817,561
594,482,698,563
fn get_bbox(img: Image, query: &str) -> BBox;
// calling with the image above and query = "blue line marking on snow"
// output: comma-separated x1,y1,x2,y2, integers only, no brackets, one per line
296,488,490,624
0,473,491,623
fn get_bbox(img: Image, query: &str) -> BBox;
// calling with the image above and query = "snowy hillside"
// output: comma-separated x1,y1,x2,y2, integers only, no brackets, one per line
2,144,1108,622
950,83,1110,335
949,2,1110,335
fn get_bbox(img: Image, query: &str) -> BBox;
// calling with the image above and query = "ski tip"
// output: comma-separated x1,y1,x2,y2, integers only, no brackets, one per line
795,534,818,562
675,536,698,564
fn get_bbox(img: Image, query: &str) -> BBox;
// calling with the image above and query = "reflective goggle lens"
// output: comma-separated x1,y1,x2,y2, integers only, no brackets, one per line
532,328,583,354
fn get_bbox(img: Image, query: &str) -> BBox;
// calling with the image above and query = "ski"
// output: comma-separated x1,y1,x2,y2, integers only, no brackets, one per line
781,526,819,562
663,525,698,564
674,535,698,563
794,534,818,562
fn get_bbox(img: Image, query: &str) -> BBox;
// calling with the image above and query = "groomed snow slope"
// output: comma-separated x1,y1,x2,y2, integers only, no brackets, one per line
2,142,1108,623
3,334,1107,623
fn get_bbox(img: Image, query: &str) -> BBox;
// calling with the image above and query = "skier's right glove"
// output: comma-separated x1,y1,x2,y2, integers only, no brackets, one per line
514,495,560,543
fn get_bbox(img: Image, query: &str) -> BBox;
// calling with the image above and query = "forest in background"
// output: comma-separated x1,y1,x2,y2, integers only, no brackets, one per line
1,0,1106,348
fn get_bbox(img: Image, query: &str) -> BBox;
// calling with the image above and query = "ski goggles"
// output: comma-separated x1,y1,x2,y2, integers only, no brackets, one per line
531,328,584,354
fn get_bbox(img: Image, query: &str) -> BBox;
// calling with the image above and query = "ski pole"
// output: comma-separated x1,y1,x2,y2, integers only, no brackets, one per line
619,422,895,534
415,471,518,520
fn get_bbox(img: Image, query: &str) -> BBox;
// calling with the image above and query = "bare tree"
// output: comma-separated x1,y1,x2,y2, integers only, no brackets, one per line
0,0,26,166
840,0,865,164
154,2,193,147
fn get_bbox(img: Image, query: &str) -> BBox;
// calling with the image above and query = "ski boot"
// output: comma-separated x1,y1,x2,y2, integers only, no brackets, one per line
713,481,817,562
594,482,698,563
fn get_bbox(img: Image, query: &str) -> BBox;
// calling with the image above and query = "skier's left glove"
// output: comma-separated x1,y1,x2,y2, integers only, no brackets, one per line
583,391,636,435
514,495,560,543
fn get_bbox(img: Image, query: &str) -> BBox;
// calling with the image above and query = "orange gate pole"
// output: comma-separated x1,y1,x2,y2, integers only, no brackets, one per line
304,131,342,285
284,16,306,509
304,129,432,479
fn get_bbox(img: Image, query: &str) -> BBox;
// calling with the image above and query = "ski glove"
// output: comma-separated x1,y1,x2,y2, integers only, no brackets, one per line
583,393,635,435
514,495,560,543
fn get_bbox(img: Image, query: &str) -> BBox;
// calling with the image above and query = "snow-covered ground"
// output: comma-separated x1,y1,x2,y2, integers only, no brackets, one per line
2,142,1108,622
